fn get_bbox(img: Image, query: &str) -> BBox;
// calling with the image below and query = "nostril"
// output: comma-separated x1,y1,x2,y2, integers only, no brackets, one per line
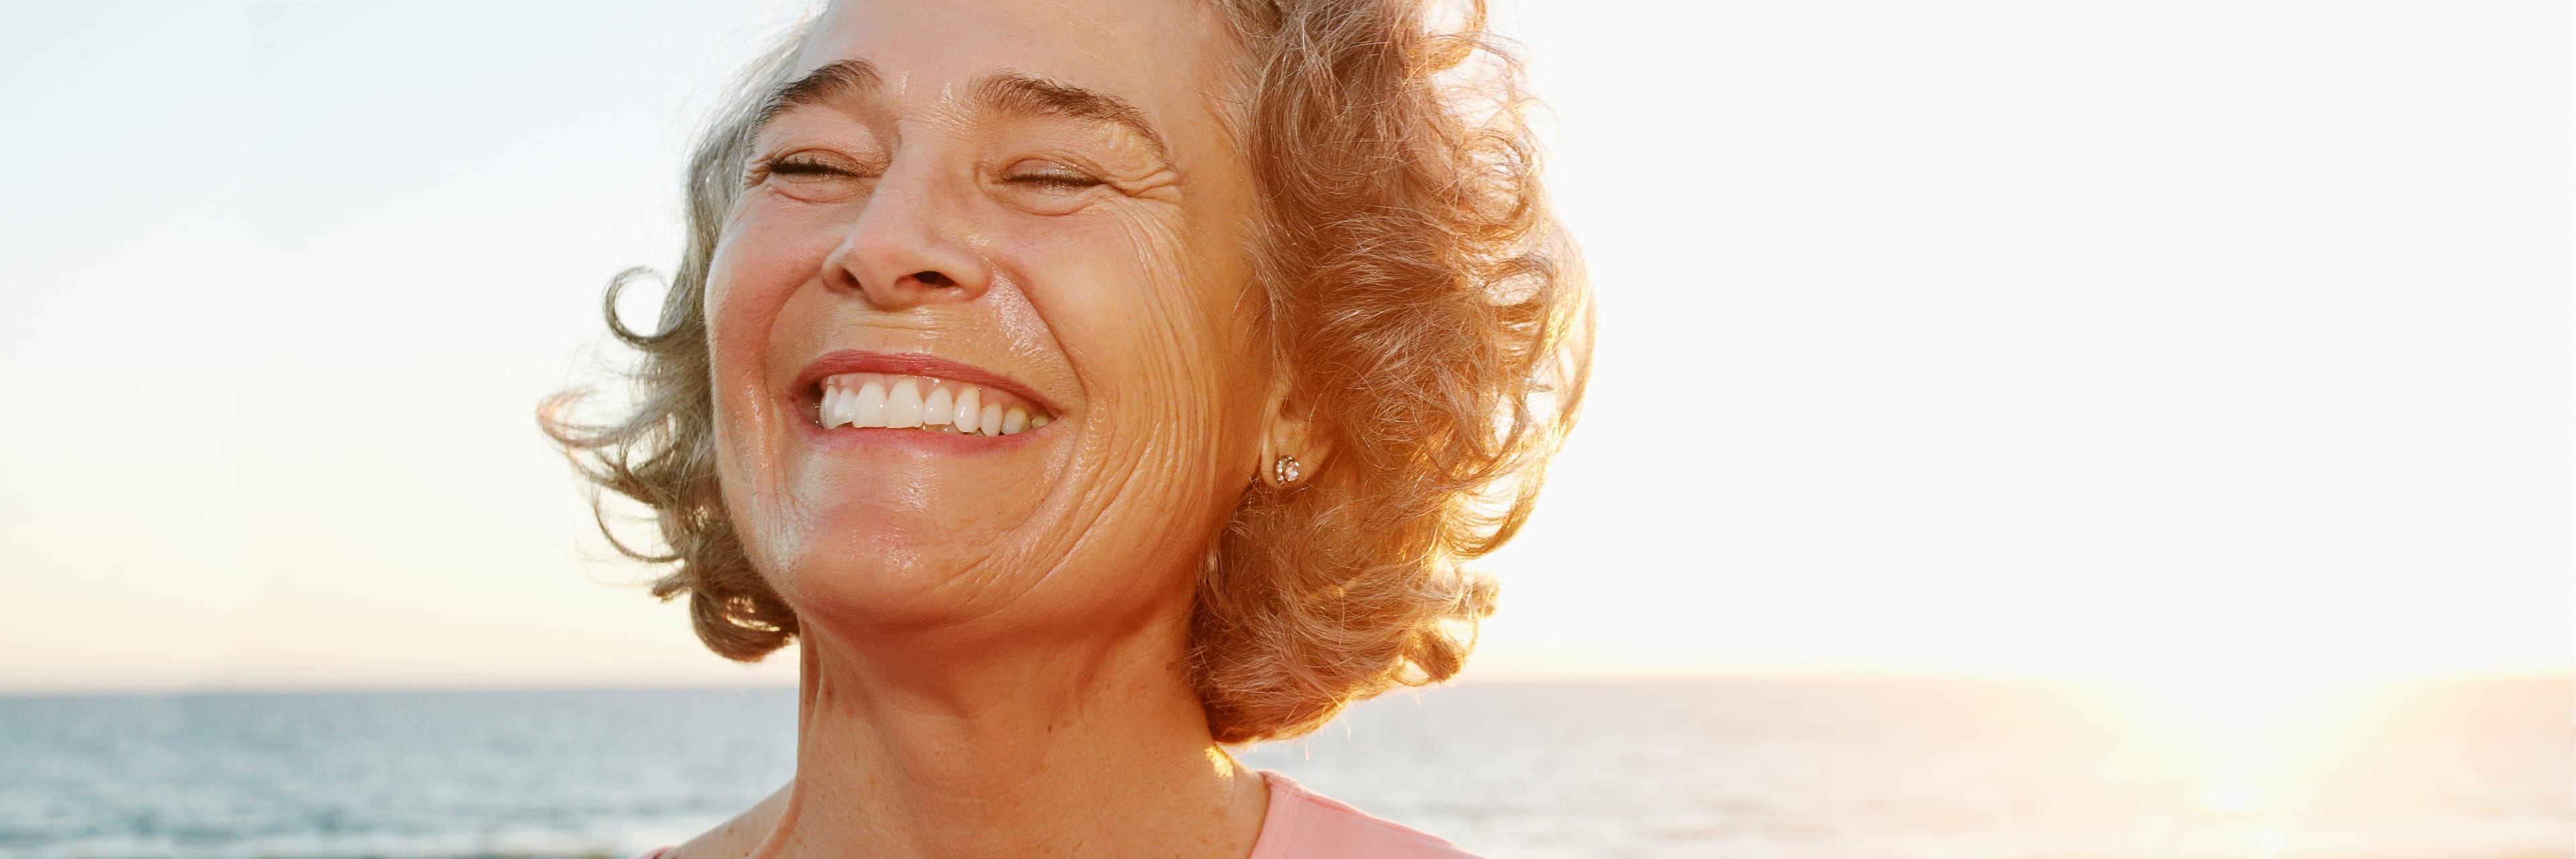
914,270,955,287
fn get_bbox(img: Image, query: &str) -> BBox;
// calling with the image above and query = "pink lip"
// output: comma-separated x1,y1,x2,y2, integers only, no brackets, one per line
786,350,1062,452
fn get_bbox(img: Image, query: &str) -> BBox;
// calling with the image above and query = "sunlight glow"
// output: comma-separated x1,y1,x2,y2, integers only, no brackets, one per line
2116,665,2355,734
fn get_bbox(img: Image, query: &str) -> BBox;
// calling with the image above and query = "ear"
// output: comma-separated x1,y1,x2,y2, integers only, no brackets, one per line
1256,372,1334,489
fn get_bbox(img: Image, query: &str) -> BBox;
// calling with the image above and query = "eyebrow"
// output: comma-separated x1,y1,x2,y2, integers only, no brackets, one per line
755,61,1171,164
973,72,1171,164
757,59,882,128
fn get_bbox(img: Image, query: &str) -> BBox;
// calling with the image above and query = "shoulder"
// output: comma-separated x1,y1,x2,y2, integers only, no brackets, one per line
643,781,788,859
1249,771,1483,859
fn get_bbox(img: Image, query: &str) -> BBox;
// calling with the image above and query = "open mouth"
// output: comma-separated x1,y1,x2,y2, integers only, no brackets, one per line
813,372,1054,436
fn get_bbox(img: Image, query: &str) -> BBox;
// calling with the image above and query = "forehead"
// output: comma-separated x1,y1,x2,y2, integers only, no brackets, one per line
794,0,1241,125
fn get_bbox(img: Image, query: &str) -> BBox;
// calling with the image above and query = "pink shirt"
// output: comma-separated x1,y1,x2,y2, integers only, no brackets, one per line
1246,770,1479,858
634,770,1477,858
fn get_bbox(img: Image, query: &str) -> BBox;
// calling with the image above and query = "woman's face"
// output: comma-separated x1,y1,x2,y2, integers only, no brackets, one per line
702,0,1269,638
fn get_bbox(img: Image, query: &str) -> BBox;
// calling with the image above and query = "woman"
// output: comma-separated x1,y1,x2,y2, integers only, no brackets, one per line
544,0,1588,854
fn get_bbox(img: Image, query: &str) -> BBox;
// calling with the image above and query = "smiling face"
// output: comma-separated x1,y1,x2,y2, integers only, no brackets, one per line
703,0,1271,639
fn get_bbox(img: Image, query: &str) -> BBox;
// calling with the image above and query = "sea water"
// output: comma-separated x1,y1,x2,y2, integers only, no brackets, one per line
1,678,2565,859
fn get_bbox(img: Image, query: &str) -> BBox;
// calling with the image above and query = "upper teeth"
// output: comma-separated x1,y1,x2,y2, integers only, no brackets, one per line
817,373,1052,436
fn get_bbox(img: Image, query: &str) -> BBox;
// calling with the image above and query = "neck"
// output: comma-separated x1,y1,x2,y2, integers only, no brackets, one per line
745,603,1270,859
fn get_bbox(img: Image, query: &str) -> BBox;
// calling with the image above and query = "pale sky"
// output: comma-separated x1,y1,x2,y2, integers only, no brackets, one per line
1,0,2566,693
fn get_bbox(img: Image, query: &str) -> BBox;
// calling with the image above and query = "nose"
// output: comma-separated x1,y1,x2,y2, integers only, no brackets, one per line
820,160,993,309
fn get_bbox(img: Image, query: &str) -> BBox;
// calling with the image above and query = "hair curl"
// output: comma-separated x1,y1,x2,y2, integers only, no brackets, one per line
542,0,1590,744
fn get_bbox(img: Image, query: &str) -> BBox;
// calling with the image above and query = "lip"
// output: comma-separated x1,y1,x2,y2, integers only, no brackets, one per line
787,350,1063,450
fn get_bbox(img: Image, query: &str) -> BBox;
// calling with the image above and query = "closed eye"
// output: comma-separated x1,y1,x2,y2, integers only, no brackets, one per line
773,161,848,176
769,154,861,176
1008,170,1102,191
1000,157,1105,192
750,152,876,202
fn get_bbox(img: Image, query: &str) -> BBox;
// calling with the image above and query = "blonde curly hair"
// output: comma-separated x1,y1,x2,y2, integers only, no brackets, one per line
543,0,1590,744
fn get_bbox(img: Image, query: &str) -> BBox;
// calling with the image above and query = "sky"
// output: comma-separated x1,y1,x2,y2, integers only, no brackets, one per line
0,0,2566,694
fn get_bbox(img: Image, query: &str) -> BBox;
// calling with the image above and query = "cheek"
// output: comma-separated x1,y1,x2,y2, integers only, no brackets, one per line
702,205,840,544
1114,211,1260,421
1008,209,1266,527
706,204,839,370
1037,206,1257,400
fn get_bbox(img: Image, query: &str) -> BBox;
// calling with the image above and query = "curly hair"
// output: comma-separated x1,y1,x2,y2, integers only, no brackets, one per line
542,0,1591,744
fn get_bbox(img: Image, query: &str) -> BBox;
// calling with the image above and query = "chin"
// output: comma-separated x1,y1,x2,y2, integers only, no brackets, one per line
746,499,1029,629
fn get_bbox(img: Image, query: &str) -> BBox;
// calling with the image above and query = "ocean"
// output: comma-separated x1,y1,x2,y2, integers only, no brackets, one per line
1,678,2565,859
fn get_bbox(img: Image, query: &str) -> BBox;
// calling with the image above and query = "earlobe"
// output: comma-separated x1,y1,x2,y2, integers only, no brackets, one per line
1257,375,1333,489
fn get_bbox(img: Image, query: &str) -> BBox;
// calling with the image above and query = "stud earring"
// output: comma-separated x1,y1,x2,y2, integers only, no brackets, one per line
1273,454,1302,485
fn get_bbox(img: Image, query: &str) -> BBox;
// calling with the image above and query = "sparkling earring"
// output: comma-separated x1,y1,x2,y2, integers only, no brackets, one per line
1273,454,1302,485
